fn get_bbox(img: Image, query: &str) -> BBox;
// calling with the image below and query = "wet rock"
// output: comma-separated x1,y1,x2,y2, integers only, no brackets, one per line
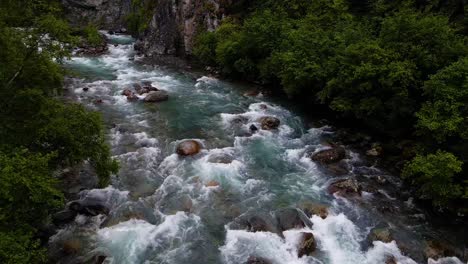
245,256,271,264
297,232,317,257
132,83,143,93
366,143,383,157
424,240,458,261
231,212,281,235
52,209,78,226
94,99,103,104
68,199,109,216
368,227,393,243
310,146,346,164
176,140,202,156
326,161,350,176
126,93,139,101
208,153,233,164
244,90,260,97
108,30,115,35
259,104,268,110
385,256,397,264
275,208,312,231
259,116,280,130
121,89,133,97
328,178,362,196
82,87,89,92
144,90,169,102
298,201,329,219
62,239,81,255
250,124,258,132
206,180,220,187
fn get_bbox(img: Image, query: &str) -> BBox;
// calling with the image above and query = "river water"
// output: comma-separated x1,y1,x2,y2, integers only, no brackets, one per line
48,33,466,264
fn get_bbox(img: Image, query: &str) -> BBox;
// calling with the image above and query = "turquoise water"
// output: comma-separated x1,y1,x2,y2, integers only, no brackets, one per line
49,33,464,264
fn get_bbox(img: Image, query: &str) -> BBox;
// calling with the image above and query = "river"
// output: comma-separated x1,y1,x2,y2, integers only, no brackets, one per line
48,33,466,264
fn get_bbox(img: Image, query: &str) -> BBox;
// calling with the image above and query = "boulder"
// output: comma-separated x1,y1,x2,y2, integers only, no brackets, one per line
126,93,139,101
176,140,202,156
133,83,143,93
328,178,362,196
231,212,281,235
424,240,457,261
144,90,169,102
275,208,312,231
368,228,393,243
385,257,397,264
82,87,89,92
68,199,109,216
121,89,133,97
245,257,271,264
259,116,280,130
310,147,346,164
94,99,103,104
259,104,268,110
52,209,78,226
297,232,317,257
299,202,329,219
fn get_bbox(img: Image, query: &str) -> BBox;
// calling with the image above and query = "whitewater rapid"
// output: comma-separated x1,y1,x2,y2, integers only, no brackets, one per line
48,33,466,264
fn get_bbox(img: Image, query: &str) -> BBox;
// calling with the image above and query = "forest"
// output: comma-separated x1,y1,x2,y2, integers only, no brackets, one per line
0,0,117,262
194,0,468,211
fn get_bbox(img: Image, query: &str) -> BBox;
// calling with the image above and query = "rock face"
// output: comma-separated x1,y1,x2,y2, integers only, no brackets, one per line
144,90,169,102
176,140,202,156
62,0,132,30
135,0,225,57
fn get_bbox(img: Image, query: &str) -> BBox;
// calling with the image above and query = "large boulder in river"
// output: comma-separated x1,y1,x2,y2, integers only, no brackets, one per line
328,178,362,196
275,208,312,231
144,90,169,102
310,146,346,164
176,140,202,156
259,116,280,130
297,232,317,257
121,89,133,97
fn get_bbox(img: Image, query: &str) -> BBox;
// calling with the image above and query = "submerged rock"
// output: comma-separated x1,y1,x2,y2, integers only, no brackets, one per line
207,153,233,164
250,124,258,132
328,178,362,196
310,146,346,164
244,90,260,97
144,90,169,102
259,116,280,130
297,232,317,257
176,140,202,156
205,180,220,187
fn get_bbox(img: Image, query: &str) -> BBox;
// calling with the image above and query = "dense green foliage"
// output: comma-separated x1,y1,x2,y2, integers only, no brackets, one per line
126,0,158,35
0,1,118,262
194,0,468,210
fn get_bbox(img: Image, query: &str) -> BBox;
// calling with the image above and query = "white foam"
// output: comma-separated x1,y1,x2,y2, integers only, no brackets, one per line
98,212,200,263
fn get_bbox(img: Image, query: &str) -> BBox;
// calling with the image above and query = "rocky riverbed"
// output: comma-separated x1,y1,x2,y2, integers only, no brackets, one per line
47,32,467,264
